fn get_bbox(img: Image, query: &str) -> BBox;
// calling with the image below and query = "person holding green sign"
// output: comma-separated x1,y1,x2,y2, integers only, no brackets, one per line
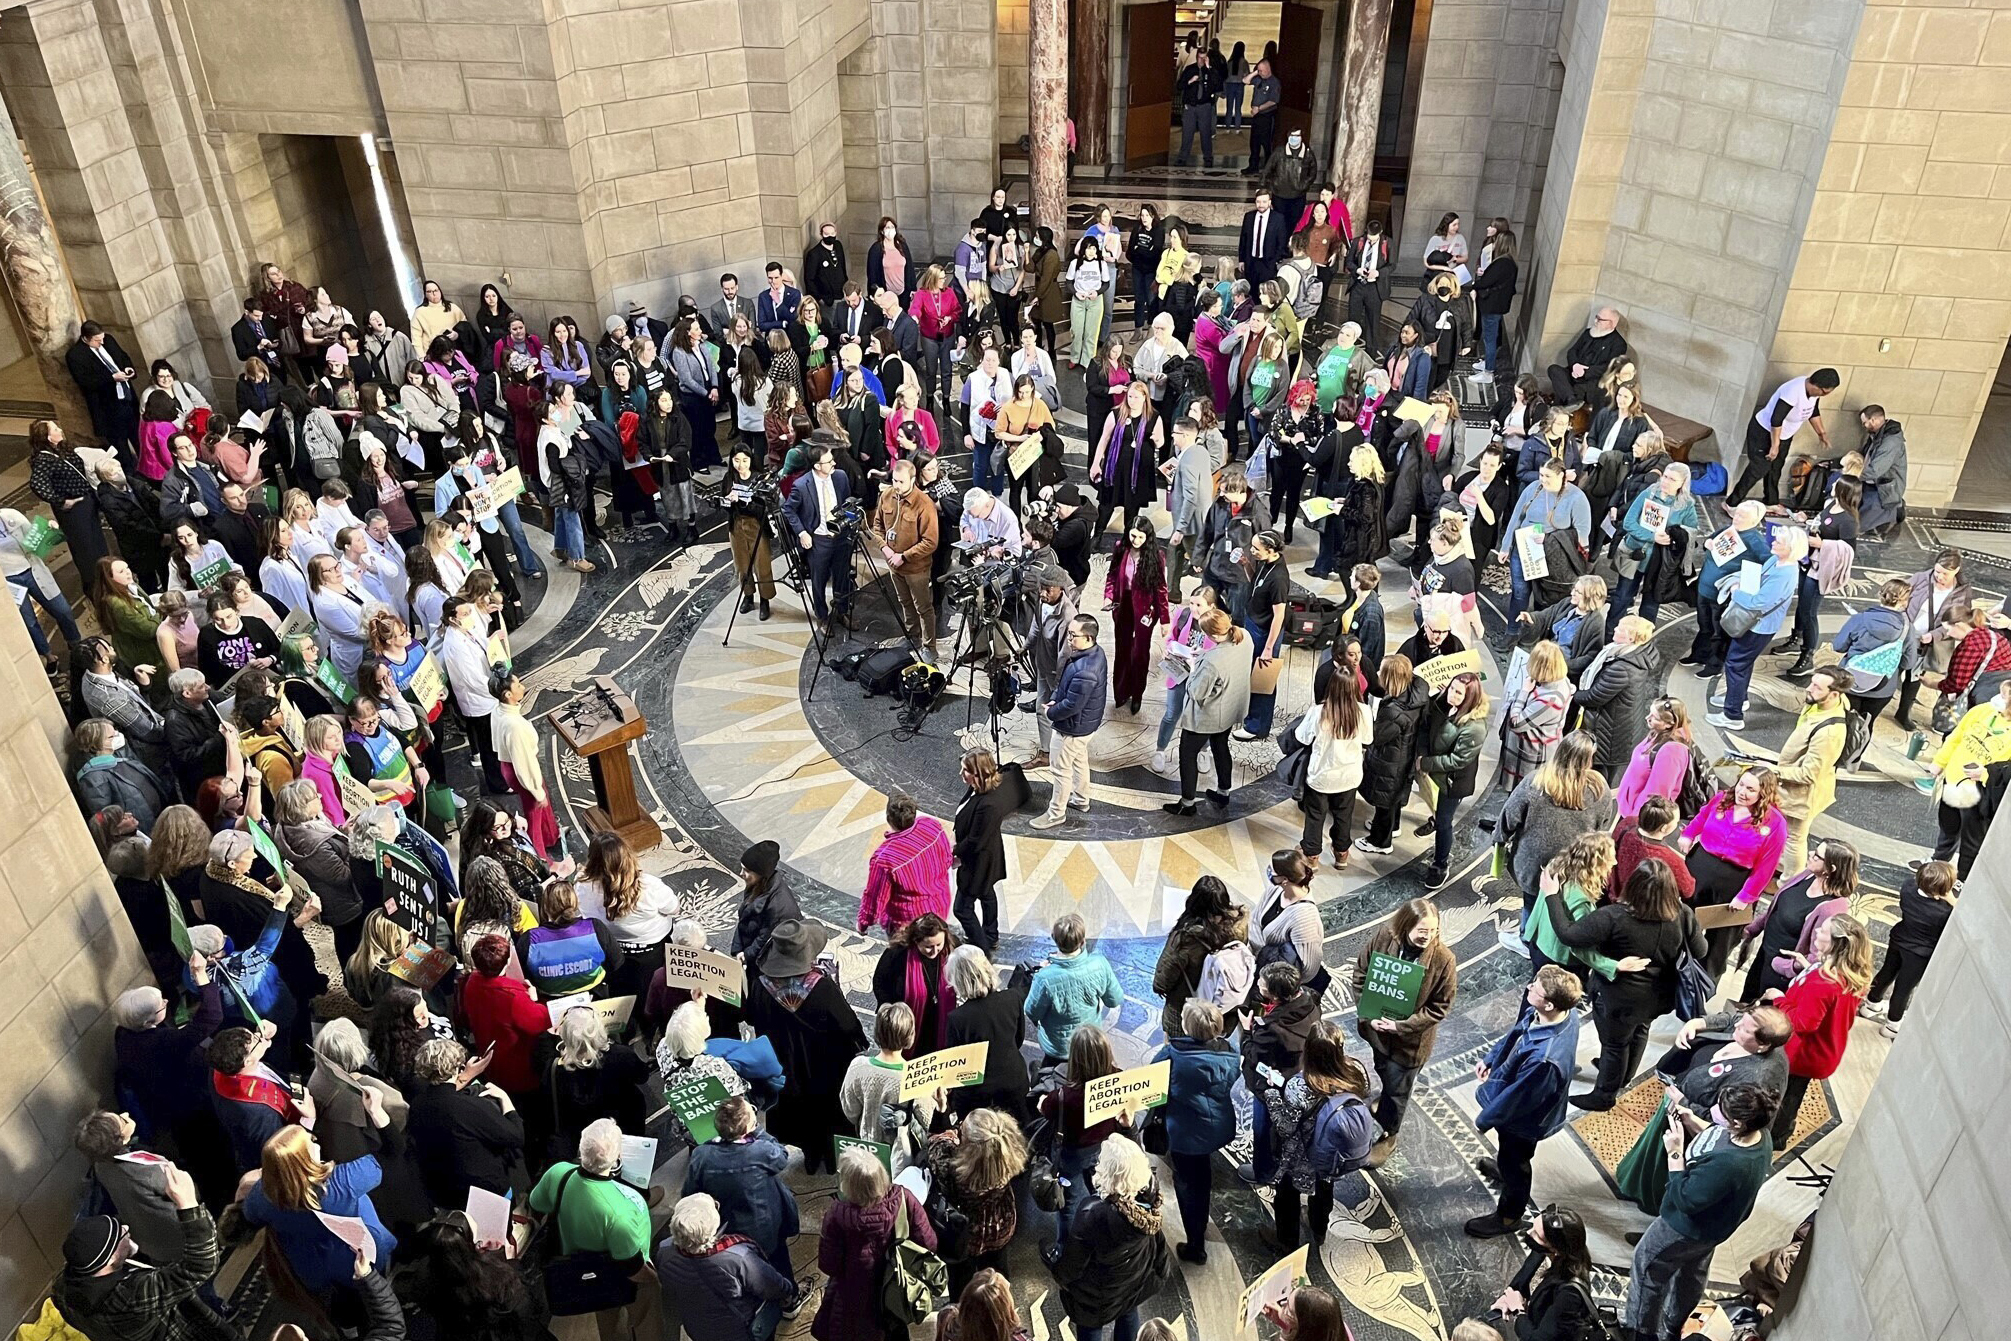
2,505,81,664
684,1097,804,1316
1352,899,1458,1168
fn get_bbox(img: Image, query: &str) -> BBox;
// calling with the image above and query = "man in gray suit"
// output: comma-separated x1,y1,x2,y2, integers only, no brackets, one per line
703,273,757,342
1163,416,1216,597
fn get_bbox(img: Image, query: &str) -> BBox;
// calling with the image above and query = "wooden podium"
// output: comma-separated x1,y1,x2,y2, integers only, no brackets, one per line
545,675,661,852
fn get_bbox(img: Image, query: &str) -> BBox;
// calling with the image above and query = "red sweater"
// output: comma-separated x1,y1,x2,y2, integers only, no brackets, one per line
459,971,552,1094
1608,819,1697,902
1779,967,1859,1080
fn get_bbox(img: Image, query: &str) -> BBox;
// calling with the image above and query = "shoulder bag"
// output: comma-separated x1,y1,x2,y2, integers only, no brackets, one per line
539,1168,641,1316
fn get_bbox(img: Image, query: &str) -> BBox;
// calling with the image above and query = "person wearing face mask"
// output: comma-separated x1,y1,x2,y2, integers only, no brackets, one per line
1353,899,1457,1167
1258,130,1321,240
867,217,914,308
72,717,172,832
802,220,850,306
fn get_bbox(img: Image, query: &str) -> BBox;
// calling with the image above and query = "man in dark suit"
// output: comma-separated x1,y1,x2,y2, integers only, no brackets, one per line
703,273,757,342
230,298,283,375
782,438,855,632
831,281,882,350
1238,189,1287,290
875,289,921,363
65,320,142,464
755,262,802,335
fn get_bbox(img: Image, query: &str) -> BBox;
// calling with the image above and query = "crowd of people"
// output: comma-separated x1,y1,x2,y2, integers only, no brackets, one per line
14,160,1982,1341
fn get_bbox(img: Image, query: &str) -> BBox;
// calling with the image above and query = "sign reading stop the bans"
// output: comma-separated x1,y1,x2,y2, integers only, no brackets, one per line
833,1135,893,1172
659,942,746,1006
665,1074,730,1144
1357,951,1426,1022
898,1042,987,1101
375,841,434,933
1082,1060,1172,1125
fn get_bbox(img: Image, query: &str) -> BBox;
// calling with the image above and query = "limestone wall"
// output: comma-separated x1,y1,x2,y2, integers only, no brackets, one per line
998,0,1028,150
0,576,156,1326
1763,0,2011,506
1772,815,2011,1341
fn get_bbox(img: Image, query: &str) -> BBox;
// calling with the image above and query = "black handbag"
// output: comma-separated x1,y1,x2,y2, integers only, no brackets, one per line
538,1169,640,1316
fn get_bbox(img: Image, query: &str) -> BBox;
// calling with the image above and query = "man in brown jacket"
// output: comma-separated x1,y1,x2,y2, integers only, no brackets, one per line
874,457,940,658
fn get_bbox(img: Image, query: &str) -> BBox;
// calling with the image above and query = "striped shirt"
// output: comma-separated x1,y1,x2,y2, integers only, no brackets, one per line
859,815,954,933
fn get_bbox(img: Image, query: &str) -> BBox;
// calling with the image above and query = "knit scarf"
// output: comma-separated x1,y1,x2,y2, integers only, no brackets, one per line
905,951,956,1050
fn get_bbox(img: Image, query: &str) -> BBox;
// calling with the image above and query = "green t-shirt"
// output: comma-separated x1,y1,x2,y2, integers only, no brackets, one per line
528,1162,650,1262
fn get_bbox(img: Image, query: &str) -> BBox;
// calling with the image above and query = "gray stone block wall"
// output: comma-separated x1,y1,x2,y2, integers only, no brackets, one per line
1774,815,2011,1341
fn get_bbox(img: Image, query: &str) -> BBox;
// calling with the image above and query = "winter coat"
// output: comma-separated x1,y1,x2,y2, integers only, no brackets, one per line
1360,677,1430,810
1498,776,1618,896
1551,903,1704,1016
1523,598,1608,680
1575,644,1660,768
684,1134,800,1259
1476,1002,1580,1141
1830,604,1909,696
1052,1193,1171,1330
731,878,803,969
740,969,867,1161
1048,644,1110,738
1152,910,1243,1036
457,971,551,1094
1155,1036,1240,1153
1417,700,1485,799
945,979,1032,1118
927,1131,1018,1255
1026,951,1123,1060
275,818,364,928
1242,988,1319,1089
811,1188,934,1341
52,1206,236,1341
1351,928,1457,1069
75,755,173,833
406,1080,526,1206
1178,638,1253,735
657,1236,794,1341
1262,1073,1375,1192
1499,677,1574,780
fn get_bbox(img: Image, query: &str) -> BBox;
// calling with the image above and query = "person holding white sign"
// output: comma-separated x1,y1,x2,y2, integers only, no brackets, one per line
1496,458,1589,621
240,1122,397,1309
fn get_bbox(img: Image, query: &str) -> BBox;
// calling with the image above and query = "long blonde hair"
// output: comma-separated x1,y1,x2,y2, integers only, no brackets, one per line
1348,443,1385,484
952,1108,1029,1194
1818,913,1875,997
1534,732,1604,809
345,910,412,988
260,1125,333,1211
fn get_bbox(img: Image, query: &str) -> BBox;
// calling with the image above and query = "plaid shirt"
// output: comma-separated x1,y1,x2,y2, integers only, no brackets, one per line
1942,625,2011,701
859,815,953,933
53,1208,237,1341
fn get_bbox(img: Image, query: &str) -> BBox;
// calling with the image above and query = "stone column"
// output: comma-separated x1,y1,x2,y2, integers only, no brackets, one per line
1335,0,1394,234
1028,0,1070,229
1076,0,1109,167
0,97,90,434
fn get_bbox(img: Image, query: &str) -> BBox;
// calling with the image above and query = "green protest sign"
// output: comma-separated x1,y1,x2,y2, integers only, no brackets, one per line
666,1074,730,1145
245,816,289,883
833,1135,893,1172
20,516,58,558
1357,951,1426,1022
192,557,233,590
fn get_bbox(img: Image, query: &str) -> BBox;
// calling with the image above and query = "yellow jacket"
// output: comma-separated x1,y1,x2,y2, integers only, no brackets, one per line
1932,702,2011,775
1156,242,1189,289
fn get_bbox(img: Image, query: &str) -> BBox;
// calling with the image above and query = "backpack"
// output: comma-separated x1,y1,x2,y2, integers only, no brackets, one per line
1164,355,1210,422
1561,1279,1619,1341
878,1192,949,1325
1282,258,1322,321
923,1172,973,1263
1690,461,1728,496
1305,1092,1374,1182
1677,743,1716,820
1196,941,1256,1014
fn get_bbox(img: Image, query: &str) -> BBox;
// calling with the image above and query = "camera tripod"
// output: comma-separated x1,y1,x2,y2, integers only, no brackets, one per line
719,495,839,701
944,570,1039,753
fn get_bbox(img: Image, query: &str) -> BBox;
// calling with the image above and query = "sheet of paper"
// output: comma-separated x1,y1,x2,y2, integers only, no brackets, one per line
1238,1244,1310,1330
618,1135,657,1189
464,1186,512,1252
543,991,593,1032
1738,560,1764,596
315,1211,377,1267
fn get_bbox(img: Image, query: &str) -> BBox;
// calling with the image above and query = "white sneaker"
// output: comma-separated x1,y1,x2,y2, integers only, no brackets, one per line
1881,1019,1901,1038
1029,813,1067,830
1858,1000,1886,1019
1353,836,1394,855
1707,712,1746,732
1151,749,1172,776
1708,694,1726,709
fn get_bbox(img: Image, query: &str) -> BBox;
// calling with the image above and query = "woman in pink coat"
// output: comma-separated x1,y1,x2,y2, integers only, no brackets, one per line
1194,289,1233,412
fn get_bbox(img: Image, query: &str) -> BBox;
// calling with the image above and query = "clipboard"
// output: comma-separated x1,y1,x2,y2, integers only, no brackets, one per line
1695,902,1756,932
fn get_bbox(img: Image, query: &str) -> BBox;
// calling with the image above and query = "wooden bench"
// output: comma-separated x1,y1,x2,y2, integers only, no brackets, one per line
1644,403,1715,464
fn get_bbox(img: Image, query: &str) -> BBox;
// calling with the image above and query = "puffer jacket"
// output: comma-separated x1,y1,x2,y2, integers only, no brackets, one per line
276,817,364,927
1360,678,1430,810
1155,1036,1239,1154
1418,700,1485,799
1575,643,1661,768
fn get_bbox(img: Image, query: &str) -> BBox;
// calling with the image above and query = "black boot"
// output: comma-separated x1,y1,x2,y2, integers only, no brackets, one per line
738,591,755,614
1784,655,1815,678
759,598,772,621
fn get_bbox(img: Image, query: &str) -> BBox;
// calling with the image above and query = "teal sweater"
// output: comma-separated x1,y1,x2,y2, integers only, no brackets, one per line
1025,951,1124,1059
1662,1126,1773,1244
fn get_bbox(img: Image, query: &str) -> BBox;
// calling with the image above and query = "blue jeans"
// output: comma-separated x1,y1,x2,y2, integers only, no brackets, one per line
1243,617,1277,735
1481,313,1503,371
553,507,585,561
1054,1140,1095,1247
749,1297,783,1341
1080,1311,1141,1341
10,573,80,656
494,502,544,575
1721,629,1770,720
1224,81,1245,126
1429,781,1461,872
1792,571,1822,654
972,435,1000,495
1157,680,1189,751
1508,550,1533,619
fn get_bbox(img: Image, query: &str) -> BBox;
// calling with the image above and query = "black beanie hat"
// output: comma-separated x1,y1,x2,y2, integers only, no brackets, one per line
64,1215,121,1274
741,840,781,881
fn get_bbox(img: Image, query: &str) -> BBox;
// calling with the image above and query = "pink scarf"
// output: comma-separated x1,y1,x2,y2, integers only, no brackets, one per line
904,950,956,1051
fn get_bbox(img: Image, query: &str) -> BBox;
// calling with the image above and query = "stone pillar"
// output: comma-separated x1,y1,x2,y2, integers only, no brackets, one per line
1335,0,1394,233
0,94,90,433
1076,0,1109,167
1028,0,1069,230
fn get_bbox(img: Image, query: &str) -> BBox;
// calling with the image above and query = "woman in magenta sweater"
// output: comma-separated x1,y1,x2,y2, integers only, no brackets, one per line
1764,912,1872,1148
1679,767,1787,974
1616,696,1695,819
